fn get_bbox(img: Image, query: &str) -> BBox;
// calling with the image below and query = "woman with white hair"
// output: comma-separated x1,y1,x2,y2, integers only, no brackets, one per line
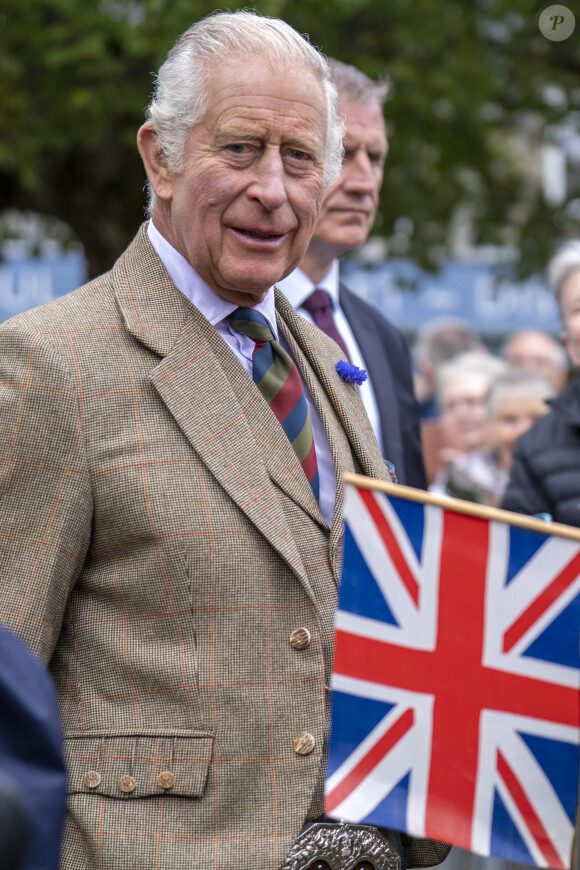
432,367,554,507
502,240,580,524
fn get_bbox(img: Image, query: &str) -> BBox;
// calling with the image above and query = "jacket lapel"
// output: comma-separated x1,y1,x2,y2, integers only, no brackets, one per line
339,283,403,470
111,229,388,588
275,289,387,479
112,228,313,590
275,289,388,561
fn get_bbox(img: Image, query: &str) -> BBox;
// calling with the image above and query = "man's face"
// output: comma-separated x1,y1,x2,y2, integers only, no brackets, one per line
310,95,388,259
492,394,550,469
504,332,566,391
146,57,327,307
440,371,491,452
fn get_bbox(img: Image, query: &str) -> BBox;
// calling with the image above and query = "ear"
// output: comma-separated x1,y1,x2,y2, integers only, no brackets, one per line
137,122,174,202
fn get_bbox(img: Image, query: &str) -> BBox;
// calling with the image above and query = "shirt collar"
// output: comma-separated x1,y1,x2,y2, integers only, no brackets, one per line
147,219,278,337
277,260,340,310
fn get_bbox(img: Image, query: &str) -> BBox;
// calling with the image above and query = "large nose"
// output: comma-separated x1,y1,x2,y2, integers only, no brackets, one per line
342,149,378,195
249,149,288,211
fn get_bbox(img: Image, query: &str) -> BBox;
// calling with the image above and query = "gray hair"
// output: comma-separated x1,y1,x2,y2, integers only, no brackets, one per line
327,57,390,109
437,350,507,399
548,240,580,312
414,317,484,369
487,368,555,417
500,329,568,371
144,10,343,208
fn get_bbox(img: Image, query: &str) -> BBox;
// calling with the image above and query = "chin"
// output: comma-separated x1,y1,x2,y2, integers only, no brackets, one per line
334,229,368,250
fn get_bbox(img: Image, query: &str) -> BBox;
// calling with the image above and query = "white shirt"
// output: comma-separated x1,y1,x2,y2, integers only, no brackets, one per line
278,263,383,452
147,220,336,524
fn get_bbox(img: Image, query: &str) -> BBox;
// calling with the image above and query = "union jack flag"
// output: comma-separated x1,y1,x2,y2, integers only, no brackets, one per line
326,477,580,868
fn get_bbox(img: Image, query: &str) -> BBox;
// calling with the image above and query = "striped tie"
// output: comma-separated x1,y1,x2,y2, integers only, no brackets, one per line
228,307,320,500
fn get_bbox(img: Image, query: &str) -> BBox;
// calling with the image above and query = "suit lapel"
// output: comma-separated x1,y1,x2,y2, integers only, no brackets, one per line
275,289,388,560
111,230,387,589
339,283,403,470
276,289,386,477
112,228,314,590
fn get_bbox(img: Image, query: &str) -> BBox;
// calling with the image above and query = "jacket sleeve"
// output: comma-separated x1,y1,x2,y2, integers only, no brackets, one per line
501,437,553,519
392,331,427,490
0,318,93,663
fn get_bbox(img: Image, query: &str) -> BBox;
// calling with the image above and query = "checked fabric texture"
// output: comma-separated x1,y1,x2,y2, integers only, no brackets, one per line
0,225,447,870
228,307,320,500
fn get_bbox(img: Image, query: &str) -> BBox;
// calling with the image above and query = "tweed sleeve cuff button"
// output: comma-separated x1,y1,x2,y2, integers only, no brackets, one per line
158,771,175,790
119,775,136,794
84,771,101,789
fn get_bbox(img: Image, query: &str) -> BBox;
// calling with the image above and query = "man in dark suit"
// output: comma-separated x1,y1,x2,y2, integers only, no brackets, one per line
279,59,427,489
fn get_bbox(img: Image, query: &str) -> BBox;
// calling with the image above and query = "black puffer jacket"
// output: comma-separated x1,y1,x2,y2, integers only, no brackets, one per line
502,376,580,527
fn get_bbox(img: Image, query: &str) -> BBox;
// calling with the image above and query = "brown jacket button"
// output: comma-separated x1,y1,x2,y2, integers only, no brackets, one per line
157,771,175,790
289,627,311,649
119,775,136,793
84,770,101,789
293,731,315,755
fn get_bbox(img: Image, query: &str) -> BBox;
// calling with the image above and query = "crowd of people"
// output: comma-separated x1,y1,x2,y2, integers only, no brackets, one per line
413,239,580,519
0,8,578,870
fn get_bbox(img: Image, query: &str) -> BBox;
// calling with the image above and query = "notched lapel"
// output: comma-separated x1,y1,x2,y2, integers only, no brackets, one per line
339,285,403,470
150,313,316,591
112,227,315,590
112,225,193,358
275,289,387,484
275,289,390,576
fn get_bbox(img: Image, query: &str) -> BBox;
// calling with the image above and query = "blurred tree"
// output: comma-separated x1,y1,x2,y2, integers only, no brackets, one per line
0,0,579,277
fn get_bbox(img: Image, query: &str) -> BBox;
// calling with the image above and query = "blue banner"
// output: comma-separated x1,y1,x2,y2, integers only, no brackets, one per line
343,259,561,337
0,253,87,323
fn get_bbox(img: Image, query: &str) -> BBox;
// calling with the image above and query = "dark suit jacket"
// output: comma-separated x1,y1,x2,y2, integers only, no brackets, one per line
339,284,427,489
0,624,66,870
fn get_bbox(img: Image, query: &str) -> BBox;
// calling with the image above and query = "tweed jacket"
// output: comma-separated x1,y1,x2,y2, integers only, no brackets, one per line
0,226,396,869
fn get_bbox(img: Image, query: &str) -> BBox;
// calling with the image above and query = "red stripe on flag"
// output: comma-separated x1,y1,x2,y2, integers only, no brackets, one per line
503,550,580,653
359,488,420,606
325,707,415,815
496,751,565,869
425,510,489,846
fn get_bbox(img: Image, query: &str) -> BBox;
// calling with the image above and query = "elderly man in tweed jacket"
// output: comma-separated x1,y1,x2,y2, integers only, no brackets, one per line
0,11,449,870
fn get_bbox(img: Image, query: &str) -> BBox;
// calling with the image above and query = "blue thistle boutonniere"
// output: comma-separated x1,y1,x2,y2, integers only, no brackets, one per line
336,360,367,386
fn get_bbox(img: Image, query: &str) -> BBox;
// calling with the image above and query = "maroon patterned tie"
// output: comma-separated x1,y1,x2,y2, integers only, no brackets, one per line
302,288,351,362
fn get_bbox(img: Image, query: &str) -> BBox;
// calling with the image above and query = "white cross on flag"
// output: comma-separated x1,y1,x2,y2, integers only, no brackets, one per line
326,476,580,868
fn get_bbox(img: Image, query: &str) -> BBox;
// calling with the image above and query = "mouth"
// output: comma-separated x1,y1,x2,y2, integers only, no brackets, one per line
229,227,289,246
331,207,369,217
241,229,284,239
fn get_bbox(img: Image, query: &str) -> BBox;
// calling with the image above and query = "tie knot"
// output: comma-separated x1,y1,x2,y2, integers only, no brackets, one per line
302,288,334,317
228,307,274,343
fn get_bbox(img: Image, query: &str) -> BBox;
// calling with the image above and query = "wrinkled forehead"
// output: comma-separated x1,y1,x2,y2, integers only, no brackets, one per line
202,55,327,131
339,95,387,141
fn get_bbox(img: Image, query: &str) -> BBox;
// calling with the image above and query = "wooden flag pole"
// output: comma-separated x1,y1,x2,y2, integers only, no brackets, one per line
343,473,580,543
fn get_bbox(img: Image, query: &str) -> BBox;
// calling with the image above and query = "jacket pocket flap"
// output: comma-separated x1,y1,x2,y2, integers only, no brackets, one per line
64,733,213,799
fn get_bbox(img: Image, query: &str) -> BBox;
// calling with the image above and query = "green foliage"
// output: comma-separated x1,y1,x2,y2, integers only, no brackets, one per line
1,0,579,277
